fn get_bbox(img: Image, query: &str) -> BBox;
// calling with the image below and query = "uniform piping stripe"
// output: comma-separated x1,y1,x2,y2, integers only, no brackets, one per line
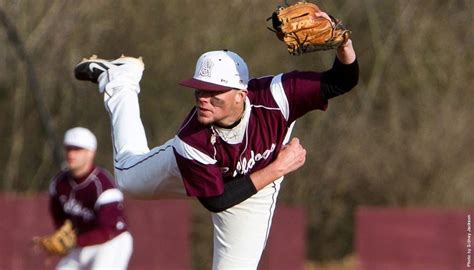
176,109,197,135
251,104,281,110
105,101,119,156
114,144,173,171
263,181,279,248
70,168,100,189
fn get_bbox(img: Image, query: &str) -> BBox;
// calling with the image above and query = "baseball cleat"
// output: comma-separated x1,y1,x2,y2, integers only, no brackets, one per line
74,54,144,83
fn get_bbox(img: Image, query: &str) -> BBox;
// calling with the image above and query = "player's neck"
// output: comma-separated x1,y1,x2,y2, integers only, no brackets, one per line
70,163,94,180
215,103,245,129
215,117,242,129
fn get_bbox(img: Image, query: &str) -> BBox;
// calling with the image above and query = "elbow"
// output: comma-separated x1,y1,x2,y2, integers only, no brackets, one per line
198,197,230,213
351,59,360,88
341,70,359,95
325,58,360,97
204,205,228,213
345,59,359,91
345,75,359,92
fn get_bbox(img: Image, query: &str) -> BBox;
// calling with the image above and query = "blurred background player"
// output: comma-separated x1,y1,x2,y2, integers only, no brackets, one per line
48,127,132,269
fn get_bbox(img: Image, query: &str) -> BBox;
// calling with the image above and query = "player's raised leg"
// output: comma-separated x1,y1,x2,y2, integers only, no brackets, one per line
74,56,186,199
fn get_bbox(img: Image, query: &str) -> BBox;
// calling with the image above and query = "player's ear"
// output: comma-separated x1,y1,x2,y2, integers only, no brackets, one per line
236,89,247,103
87,149,96,161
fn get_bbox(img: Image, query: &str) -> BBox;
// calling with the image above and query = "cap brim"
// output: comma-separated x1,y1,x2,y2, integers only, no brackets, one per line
64,144,85,150
178,78,233,91
63,143,95,151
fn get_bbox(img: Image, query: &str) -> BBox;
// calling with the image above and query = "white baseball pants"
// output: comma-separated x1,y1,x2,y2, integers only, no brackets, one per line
99,62,283,269
56,231,133,270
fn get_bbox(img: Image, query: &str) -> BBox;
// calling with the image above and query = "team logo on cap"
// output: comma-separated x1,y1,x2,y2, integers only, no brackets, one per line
198,58,213,78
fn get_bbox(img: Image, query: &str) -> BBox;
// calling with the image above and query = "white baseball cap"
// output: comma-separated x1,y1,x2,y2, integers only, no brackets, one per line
179,50,249,91
63,127,97,151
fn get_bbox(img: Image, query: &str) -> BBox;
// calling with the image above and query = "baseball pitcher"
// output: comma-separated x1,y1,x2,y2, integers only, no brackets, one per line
73,3,358,269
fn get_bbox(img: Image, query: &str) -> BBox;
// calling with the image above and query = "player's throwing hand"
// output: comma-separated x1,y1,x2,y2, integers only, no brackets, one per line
277,138,307,175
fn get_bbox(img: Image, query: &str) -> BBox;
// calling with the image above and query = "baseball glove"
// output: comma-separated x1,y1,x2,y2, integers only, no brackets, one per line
268,1,351,55
33,220,77,256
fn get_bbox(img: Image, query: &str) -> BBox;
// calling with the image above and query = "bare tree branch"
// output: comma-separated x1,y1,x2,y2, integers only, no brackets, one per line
0,7,62,168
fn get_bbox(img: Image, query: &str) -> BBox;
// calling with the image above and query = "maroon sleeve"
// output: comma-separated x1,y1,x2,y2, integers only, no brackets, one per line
77,201,127,246
48,179,67,229
49,195,67,229
281,71,328,123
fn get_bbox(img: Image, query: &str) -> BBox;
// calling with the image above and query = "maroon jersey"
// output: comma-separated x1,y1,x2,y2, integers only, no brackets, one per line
173,70,327,197
49,166,129,247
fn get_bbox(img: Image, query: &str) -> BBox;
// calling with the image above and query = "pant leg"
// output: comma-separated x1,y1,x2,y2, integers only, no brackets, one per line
211,178,283,270
89,232,133,270
100,63,186,199
211,116,294,269
56,248,82,270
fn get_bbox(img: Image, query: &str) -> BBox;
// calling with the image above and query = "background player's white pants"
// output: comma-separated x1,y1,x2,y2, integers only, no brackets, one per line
100,63,283,269
56,231,133,270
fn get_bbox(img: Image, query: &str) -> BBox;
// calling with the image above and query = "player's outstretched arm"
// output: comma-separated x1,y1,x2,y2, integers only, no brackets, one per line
198,138,306,212
319,39,359,101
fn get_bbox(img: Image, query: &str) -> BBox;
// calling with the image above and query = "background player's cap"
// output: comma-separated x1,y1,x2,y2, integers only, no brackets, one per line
179,50,249,91
63,127,97,151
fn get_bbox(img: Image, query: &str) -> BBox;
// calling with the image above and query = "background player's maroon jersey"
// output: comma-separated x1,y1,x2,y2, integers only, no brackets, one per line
49,166,129,246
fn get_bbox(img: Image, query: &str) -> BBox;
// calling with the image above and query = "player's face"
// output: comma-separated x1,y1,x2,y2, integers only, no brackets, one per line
194,89,247,126
64,146,95,177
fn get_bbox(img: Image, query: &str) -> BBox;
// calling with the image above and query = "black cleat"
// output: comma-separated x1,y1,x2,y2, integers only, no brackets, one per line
74,54,144,83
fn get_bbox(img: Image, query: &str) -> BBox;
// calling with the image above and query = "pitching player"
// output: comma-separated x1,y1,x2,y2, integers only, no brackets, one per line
48,127,133,269
74,35,357,269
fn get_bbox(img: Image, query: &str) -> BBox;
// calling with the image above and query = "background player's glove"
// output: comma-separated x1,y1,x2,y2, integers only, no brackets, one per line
33,220,77,256
268,1,351,55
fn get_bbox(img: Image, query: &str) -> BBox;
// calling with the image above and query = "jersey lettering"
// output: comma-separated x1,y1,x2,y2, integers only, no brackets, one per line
233,143,276,177
62,197,95,221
